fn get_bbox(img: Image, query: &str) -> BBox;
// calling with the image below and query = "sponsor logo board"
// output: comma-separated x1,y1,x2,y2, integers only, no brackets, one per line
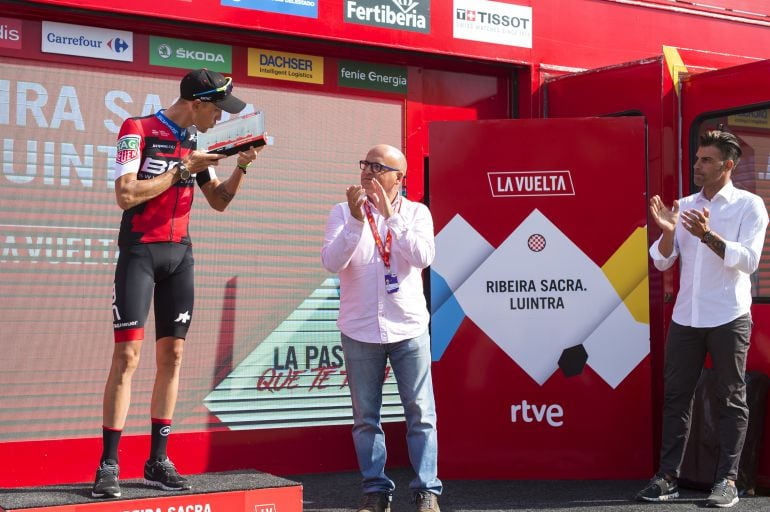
338,60,408,95
344,0,431,33
248,48,323,84
150,36,232,72
41,21,133,61
728,110,770,129
0,17,22,50
487,171,575,197
221,0,318,18
454,0,532,48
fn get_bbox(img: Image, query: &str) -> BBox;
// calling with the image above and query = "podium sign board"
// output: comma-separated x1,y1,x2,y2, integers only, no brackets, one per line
429,117,653,478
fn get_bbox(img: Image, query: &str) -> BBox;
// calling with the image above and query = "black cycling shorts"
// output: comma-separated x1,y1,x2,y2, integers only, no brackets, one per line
112,243,195,342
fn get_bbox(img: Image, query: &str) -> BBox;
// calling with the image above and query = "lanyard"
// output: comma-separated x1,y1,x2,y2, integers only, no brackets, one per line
155,110,187,141
364,197,401,269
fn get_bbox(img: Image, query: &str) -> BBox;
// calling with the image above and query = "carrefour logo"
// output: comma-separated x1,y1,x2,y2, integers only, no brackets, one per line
107,37,130,53
41,21,133,61
149,36,232,72
344,0,430,33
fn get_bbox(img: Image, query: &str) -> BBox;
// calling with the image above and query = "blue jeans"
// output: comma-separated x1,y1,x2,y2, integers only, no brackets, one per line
341,330,442,496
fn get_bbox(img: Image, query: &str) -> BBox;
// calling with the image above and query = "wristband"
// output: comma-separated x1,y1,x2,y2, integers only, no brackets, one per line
237,162,249,174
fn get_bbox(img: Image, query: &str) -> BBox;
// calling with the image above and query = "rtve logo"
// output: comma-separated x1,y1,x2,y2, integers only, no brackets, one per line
255,504,276,512
511,400,564,427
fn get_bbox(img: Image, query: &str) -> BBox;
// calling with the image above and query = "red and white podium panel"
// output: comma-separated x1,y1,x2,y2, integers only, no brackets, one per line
0,471,302,512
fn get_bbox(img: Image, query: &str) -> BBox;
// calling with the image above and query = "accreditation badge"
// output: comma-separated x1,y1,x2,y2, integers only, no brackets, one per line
385,272,400,294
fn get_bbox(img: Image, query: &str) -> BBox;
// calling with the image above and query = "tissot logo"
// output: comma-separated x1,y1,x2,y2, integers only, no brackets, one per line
455,8,529,29
344,0,430,33
487,171,575,197
453,0,532,48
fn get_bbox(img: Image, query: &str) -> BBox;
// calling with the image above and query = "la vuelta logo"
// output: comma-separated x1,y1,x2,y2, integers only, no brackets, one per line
487,170,575,198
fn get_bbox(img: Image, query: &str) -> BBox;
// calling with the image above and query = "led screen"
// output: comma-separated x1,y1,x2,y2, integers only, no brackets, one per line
0,57,404,440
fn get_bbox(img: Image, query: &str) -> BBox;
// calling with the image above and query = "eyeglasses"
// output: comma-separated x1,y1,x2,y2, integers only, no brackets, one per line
359,160,400,174
193,76,233,101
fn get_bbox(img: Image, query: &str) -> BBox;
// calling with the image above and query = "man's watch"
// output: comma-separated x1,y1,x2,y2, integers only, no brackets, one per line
176,162,191,181
701,231,714,244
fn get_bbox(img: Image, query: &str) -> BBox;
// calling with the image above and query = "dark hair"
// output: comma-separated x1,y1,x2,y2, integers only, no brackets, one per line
699,130,742,166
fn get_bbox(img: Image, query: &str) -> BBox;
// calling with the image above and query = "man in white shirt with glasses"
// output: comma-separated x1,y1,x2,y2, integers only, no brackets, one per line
637,130,769,508
322,144,441,512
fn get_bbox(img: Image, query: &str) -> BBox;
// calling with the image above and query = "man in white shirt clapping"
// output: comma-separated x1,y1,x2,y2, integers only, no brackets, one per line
637,130,769,508
321,144,441,512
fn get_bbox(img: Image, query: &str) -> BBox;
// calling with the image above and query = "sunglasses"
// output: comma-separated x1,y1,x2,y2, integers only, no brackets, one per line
193,76,233,101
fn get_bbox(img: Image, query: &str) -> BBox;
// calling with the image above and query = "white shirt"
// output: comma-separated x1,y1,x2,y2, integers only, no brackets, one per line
321,196,435,343
650,181,769,327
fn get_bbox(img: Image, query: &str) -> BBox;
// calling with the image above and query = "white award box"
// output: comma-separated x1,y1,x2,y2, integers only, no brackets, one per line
197,111,274,156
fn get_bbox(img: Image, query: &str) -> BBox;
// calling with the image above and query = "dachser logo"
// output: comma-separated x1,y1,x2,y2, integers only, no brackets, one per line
0,17,22,50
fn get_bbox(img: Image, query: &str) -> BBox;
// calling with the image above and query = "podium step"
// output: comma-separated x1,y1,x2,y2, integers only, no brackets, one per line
0,470,302,512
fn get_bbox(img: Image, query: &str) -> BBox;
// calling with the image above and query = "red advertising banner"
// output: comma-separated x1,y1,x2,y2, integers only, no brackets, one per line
428,117,653,478
0,484,302,512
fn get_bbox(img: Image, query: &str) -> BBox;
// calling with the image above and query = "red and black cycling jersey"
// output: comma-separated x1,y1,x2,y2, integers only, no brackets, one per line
114,112,216,247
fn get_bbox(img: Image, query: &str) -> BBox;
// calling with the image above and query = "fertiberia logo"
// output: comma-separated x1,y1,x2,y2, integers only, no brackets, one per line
345,0,430,33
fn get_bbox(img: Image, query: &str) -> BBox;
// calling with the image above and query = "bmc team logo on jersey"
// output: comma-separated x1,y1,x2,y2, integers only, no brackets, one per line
0,17,22,50
116,136,140,165
41,21,133,62
487,171,575,198
344,0,431,33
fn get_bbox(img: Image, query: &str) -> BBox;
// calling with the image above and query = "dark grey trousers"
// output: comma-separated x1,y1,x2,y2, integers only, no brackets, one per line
658,313,752,482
